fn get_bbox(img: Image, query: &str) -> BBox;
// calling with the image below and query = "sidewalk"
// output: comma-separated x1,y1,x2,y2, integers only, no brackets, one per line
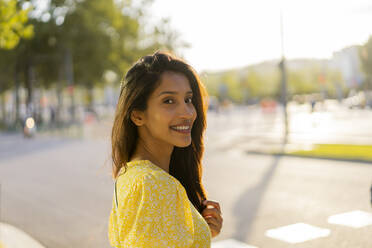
0,223,46,248
214,132,372,164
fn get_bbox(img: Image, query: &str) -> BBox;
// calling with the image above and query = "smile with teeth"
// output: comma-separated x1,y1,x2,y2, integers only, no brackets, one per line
170,125,191,133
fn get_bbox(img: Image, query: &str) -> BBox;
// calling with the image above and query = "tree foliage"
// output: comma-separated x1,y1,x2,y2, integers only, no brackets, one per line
0,0,34,49
0,0,185,93
360,35,372,88
203,61,344,103
0,0,187,126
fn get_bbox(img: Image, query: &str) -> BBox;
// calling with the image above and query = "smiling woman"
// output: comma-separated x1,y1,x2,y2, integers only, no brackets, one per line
108,51,223,247
131,70,197,150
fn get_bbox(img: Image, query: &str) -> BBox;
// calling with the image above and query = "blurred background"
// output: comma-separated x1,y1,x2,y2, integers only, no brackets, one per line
0,0,371,248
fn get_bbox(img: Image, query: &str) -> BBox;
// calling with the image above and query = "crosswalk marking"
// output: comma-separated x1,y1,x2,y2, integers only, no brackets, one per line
216,209,371,246
265,223,330,244
212,239,258,248
327,210,372,228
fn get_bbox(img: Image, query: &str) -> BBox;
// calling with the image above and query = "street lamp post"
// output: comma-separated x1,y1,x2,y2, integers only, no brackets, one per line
279,9,289,143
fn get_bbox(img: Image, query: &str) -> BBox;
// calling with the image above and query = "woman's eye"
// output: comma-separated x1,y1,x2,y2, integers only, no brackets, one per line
185,97,193,103
164,99,174,104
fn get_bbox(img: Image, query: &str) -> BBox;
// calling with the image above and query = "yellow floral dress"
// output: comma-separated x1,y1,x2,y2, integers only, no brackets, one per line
108,160,211,248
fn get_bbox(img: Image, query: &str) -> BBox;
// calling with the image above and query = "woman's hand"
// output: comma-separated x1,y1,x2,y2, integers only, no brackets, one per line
202,200,223,238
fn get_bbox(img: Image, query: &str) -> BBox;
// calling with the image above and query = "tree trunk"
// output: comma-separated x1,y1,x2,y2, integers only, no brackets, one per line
65,48,75,123
56,57,65,125
0,92,6,122
14,60,20,127
88,86,94,109
56,80,64,125
24,59,34,117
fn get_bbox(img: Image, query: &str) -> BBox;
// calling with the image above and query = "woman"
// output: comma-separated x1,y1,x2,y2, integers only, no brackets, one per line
108,51,223,247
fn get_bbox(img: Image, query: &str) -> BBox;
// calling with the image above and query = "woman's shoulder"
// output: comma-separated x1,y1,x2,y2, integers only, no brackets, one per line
116,160,177,190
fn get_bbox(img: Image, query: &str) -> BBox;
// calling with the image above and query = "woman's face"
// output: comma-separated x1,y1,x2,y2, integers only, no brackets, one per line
138,71,197,148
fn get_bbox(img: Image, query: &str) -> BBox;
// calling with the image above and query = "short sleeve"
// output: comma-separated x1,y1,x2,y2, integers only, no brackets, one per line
115,174,195,248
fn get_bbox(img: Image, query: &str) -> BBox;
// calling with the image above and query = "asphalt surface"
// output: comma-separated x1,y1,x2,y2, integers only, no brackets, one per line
0,104,371,247
203,148,372,248
0,135,113,248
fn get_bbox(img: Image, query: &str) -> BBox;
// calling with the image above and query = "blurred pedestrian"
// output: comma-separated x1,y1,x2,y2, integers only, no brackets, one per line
108,51,222,247
49,106,56,128
310,99,316,112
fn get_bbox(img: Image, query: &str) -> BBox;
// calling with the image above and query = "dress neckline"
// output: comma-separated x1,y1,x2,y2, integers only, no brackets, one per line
126,159,170,173
125,159,182,184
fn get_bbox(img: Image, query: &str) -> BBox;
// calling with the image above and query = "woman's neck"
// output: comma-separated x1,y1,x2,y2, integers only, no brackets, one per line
131,137,173,173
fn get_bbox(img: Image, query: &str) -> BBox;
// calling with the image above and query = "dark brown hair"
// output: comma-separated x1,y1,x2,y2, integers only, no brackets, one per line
111,51,208,212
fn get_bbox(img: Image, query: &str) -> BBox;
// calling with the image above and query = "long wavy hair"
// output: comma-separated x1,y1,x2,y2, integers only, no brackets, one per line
111,51,208,212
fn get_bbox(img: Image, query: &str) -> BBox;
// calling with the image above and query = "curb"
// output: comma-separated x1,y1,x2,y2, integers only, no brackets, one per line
225,139,372,164
0,223,46,248
244,150,372,165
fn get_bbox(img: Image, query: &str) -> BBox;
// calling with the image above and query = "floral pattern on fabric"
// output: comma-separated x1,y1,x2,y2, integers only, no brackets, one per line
108,160,211,248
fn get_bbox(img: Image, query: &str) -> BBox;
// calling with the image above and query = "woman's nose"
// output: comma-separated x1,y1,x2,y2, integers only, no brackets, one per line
179,102,195,118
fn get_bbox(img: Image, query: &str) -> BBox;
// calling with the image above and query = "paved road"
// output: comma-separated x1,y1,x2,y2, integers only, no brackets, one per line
0,134,113,248
203,148,372,248
0,105,371,247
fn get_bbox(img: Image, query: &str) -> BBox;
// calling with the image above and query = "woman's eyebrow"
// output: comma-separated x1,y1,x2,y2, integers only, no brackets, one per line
158,91,193,96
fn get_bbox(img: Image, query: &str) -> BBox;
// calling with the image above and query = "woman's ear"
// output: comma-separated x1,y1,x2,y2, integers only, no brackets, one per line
130,110,145,126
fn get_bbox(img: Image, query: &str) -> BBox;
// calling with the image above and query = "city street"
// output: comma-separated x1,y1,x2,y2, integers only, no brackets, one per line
0,105,371,247
2,1,372,247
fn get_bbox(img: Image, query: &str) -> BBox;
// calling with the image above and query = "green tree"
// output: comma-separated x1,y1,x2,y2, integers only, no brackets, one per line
243,69,279,99
288,69,318,95
0,0,189,127
360,35,372,89
221,71,243,102
243,69,261,97
0,0,33,49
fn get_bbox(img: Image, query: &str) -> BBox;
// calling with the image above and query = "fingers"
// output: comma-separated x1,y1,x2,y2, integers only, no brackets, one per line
202,208,223,223
204,215,220,227
204,216,222,237
202,199,223,237
203,200,221,214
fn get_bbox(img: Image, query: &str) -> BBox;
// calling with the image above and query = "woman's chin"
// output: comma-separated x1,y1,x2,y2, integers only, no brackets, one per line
174,139,192,148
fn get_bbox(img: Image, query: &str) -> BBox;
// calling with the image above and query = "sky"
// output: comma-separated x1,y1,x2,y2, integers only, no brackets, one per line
149,0,372,72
